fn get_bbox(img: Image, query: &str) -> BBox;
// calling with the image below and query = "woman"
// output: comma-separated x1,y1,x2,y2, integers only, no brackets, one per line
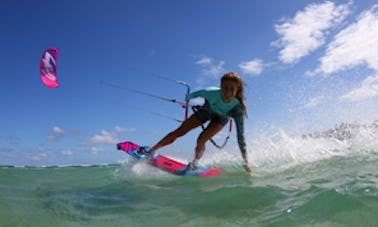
143,72,251,174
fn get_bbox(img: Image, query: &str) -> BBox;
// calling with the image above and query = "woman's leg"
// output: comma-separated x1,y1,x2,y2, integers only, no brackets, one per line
150,114,203,152
194,121,225,160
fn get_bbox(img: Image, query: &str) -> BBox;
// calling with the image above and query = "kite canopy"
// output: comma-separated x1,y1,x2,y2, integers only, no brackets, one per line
40,48,59,88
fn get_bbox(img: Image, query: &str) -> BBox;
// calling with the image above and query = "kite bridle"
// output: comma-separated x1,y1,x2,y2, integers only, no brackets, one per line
191,105,232,149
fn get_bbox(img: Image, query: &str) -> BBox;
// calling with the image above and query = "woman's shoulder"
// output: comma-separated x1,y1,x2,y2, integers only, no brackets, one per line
204,86,220,92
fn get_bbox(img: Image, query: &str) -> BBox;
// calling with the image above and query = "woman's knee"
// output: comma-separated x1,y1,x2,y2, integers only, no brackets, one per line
196,132,208,147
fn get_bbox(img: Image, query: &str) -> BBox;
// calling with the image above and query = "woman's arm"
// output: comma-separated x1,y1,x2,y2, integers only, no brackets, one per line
232,108,251,174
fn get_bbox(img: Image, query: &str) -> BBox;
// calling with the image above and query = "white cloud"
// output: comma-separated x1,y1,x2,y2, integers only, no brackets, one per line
89,130,118,144
341,73,378,102
61,149,73,156
90,147,105,155
30,155,42,161
47,126,65,141
53,126,64,134
317,5,378,75
88,126,135,145
305,95,324,108
196,56,212,65
30,146,50,161
114,126,136,133
195,55,226,78
238,59,264,76
273,1,350,64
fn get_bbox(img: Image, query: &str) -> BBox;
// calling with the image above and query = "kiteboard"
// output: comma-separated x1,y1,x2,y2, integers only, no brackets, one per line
117,141,224,177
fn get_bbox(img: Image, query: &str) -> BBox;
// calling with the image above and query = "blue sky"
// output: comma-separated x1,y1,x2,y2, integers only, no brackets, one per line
1,0,378,166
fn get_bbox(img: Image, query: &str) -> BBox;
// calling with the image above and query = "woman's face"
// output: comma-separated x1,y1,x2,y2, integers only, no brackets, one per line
221,80,239,102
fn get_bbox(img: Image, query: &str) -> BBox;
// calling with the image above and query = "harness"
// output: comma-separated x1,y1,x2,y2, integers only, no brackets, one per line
191,105,232,149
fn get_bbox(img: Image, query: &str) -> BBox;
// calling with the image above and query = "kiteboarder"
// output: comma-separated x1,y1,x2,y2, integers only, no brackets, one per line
143,72,251,174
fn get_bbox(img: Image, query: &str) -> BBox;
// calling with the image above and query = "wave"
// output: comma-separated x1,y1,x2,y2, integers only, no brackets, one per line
195,119,378,176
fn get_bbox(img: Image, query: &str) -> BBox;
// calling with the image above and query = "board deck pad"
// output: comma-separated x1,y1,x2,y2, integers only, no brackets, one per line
117,141,224,177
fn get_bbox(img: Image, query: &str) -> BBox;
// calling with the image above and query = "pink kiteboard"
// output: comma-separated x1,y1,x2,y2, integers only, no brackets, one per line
117,141,224,177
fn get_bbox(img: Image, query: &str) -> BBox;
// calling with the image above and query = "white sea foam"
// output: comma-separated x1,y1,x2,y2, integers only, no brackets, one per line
203,120,378,174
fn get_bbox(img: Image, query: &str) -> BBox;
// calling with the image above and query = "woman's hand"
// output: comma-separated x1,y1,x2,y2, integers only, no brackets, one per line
243,162,251,174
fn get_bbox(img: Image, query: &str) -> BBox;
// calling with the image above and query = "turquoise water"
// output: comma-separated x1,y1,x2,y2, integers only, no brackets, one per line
1,125,378,226
1,155,377,227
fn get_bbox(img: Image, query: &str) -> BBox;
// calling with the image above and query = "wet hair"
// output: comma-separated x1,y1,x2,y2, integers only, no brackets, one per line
221,72,247,117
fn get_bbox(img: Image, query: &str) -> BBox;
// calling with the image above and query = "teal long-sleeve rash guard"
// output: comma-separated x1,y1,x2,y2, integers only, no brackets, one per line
186,87,248,162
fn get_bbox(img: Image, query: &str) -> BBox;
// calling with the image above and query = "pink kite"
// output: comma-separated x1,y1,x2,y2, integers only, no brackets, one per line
40,48,59,88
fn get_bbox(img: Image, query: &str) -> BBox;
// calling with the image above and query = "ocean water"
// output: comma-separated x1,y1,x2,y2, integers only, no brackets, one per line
1,124,378,227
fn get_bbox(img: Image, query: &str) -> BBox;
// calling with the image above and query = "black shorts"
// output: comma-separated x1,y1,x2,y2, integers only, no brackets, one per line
194,106,229,126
